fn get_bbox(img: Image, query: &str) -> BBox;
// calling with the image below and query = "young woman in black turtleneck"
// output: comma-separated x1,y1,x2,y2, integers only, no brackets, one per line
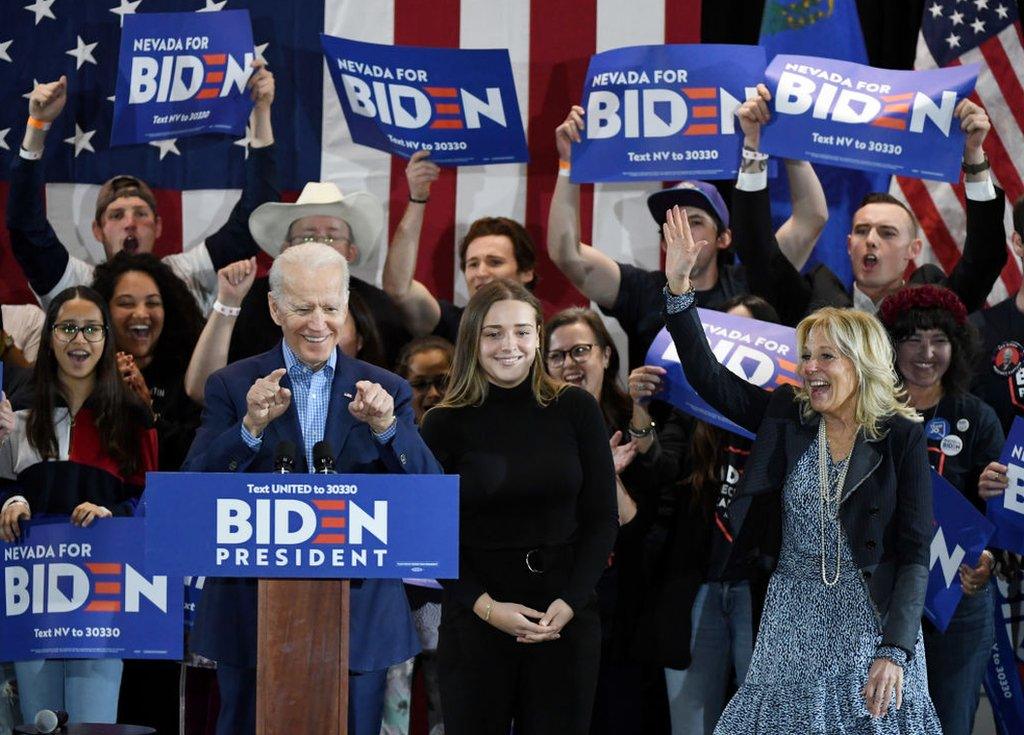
419,279,617,735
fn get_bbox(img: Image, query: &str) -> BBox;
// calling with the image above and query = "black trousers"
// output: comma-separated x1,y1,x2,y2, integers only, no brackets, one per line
437,546,601,735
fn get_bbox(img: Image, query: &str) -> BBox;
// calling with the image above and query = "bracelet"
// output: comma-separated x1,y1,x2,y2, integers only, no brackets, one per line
558,159,571,178
628,421,655,439
483,600,493,622
19,146,43,161
27,116,51,131
409,195,429,204
212,300,241,317
961,154,990,175
741,146,769,162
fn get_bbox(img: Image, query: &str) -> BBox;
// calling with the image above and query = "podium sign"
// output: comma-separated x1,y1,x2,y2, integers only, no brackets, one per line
143,472,458,579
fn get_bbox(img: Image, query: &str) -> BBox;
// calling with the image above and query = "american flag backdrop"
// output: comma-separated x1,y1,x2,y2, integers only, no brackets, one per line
0,0,1020,319
0,0,699,323
893,0,1024,303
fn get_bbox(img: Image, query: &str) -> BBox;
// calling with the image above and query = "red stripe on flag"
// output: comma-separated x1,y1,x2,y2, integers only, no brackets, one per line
526,0,597,313
664,0,702,44
1000,248,1023,295
387,0,461,302
151,189,184,260
897,177,962,275
978,34,1024,139
0,181,37,304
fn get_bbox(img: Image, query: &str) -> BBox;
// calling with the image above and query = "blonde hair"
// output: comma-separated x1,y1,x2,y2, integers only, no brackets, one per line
794,307,920,439
437,279,566,409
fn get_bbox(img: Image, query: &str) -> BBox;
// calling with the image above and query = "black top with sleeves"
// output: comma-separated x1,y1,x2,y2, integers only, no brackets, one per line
419,379,618,613
665,301,933,657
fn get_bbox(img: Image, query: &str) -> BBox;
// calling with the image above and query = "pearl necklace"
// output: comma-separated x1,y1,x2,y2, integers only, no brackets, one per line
818,420,854,587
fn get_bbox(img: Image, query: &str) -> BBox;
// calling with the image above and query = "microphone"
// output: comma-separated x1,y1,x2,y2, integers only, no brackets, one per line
313,440,335,474
34,709,68,733
274,440,297,474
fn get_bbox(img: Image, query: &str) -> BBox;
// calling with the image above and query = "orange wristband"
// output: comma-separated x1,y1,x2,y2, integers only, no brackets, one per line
558,159,571,170
27,116,51,131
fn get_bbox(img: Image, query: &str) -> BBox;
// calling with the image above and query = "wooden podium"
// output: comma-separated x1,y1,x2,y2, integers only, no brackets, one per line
256,579,351,734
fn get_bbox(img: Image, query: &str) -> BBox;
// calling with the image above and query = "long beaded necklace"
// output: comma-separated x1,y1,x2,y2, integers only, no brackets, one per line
818,420,854,587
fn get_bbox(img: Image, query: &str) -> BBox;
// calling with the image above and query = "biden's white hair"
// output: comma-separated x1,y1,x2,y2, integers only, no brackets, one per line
268,241,350,303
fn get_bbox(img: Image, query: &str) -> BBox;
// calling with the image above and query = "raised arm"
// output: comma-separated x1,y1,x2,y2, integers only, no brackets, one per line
199,60,280,271
184,258,257,404
731,86,814,326
775,159,828,271
945,99,1007,312
663,205,772,433
548,106,621,309
381,150,444,337
7,77,83,302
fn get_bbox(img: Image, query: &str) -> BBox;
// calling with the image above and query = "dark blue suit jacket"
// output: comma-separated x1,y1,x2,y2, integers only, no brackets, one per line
182,343,440,671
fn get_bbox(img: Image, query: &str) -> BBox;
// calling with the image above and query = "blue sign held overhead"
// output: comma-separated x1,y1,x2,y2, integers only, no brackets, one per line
111,10,256,147
644,308,800,439
571,44,766,183
925,470,994,632
144,473,459,580
760,54,978,182
321,35,528,166
1,518,183,661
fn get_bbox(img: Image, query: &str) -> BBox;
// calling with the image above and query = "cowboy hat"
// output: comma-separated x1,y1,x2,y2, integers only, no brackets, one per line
248,182,384,265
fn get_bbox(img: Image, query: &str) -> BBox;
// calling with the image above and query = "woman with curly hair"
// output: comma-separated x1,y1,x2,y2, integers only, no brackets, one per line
91,252,204,472
879,284,1007,735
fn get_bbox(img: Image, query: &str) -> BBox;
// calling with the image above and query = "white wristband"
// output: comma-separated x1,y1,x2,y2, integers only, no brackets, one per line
212,300,241,317
19,147,43,161
741,147,769,162
2,496,29,513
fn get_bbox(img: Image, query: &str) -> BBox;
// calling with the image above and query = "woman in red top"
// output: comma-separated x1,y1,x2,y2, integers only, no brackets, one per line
0,285,157,724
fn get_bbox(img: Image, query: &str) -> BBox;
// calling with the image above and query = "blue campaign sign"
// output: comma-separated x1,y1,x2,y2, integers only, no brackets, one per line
644,308,800,439
925,470,994,632
144,473,459,580
987,417,1024,553
111,10,255,146
760,54,978,182
984,576,1024,735
1,518,183,661
321,35,528,166
571,44,766,183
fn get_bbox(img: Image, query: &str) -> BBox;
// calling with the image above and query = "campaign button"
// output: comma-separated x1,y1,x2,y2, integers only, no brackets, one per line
926,418,949,441
940,434,963,457
956,418,970,432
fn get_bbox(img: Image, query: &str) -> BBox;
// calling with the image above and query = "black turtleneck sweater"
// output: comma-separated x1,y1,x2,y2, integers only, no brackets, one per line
419,380,618,613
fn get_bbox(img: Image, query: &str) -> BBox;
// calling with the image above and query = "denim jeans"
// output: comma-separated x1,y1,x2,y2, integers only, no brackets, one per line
664,581,754,735
923,582,995,735
14,659,122,724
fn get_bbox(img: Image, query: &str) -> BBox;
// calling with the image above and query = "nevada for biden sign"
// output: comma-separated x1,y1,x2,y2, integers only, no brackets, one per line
112,10,255,146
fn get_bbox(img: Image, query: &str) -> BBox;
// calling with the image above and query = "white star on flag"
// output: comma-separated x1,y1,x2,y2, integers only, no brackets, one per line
109,0,142,27
254,42,269,64
23,0,56,25
971,18,986,32
107,94,116,103
149,138,181,160
950,10,965,25
197,0,227,12
928,2,943,18
64,124,96,157
974,0,989,9
0,128,10,151
0,40,12,63
945,32,961,48
995,3,1009,18
66,35,99,70
22,79,39,100
234,124,252,159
